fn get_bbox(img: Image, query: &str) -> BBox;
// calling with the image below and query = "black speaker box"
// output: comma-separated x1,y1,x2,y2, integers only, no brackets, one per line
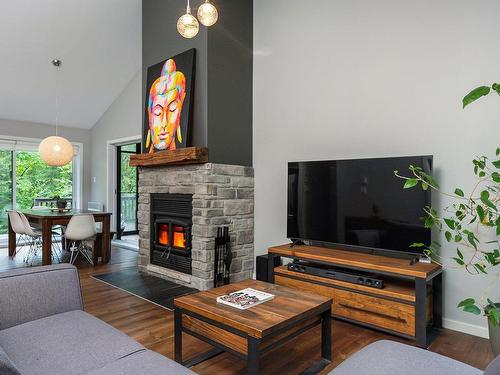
256,254,282,282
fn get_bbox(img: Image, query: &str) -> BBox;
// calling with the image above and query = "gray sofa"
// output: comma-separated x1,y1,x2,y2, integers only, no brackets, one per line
0,264,194,375
329,339,500,375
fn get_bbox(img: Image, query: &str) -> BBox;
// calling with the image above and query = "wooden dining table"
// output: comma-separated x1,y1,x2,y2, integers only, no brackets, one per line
8,209,112,266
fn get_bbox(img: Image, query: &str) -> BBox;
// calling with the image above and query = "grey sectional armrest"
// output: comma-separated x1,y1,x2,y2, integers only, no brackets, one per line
0,264,83,330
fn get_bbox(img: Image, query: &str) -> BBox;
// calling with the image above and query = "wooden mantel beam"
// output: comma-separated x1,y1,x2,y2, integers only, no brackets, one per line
129,147,208,167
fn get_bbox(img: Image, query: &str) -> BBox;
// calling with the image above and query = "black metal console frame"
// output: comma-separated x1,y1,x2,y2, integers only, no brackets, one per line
174,305,332,375
267,252,443,349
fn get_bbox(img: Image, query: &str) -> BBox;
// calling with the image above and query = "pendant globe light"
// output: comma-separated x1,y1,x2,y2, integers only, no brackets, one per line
39,59,74,167
177,0,199,39
197,0,218,27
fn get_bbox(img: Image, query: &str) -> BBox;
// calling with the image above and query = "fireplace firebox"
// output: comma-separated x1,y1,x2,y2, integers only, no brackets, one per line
150,193,192,274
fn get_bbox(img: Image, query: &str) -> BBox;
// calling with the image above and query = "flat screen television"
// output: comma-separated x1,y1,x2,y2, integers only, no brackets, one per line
287,156,432,255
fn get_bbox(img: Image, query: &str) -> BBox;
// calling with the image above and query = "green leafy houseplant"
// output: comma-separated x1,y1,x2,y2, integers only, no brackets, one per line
395,82,500,327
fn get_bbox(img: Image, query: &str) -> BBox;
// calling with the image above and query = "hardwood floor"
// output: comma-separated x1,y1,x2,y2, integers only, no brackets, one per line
0,245,495,374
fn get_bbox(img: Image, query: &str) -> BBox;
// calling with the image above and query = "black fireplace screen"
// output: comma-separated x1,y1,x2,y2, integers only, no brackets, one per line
150,193,192,274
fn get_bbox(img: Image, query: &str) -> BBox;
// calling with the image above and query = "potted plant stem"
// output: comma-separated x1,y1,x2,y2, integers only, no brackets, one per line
395,82,500,354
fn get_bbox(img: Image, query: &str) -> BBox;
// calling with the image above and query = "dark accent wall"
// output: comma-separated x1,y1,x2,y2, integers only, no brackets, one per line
142,0,253,166
207,0,253,166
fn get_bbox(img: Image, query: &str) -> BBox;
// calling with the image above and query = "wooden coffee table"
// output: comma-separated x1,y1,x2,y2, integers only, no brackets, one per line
173,279,332,374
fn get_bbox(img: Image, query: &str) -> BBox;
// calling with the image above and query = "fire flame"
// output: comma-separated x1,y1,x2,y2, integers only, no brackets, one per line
158,224,186,249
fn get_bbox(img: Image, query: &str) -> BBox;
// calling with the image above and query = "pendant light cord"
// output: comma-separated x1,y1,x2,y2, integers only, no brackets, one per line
55,64,60,136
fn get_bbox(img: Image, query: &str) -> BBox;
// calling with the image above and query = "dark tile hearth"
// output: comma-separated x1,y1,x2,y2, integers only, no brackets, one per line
92,268,197,310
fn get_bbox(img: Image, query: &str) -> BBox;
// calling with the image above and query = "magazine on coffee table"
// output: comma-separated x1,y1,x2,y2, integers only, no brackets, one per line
216,288,275,310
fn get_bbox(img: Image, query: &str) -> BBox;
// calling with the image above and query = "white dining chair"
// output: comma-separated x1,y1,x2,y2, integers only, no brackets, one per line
7,210,27,257
17,211,43,266
88,202,103,232
22,208,63,262
65,214,97,265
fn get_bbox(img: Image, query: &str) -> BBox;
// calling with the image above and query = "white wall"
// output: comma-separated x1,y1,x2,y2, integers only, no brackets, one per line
254,0,500,337
0,118,92,206
89,70,142,210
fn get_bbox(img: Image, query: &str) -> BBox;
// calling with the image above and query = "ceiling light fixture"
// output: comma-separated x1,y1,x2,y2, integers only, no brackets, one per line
177,0,199,39
197,0,218,27
39,59,74,167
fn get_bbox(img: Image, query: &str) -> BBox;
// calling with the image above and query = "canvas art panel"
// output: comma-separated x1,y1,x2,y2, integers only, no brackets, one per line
143,49,195,153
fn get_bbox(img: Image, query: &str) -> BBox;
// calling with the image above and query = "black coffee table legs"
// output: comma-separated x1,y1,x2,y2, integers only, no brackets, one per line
247,310,332,375
174,307,332,375
247,336,260,375
299,309,332,375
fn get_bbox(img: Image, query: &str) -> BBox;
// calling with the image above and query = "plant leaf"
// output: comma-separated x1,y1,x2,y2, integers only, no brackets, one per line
404,179,418,189
477,205,485,222
481,190,497,211
463,86,491,108
453,257,465,265
444,218,456,230
474,263,487,274
458,298,475,308
454,188,465,197
410,243,426,248
493,83,500,95
463,304,482,315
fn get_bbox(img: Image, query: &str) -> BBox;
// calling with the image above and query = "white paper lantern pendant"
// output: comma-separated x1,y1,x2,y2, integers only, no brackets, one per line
39,59,74,167
39,136,74,167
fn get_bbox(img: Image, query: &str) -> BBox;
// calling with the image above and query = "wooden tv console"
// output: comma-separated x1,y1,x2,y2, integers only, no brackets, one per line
267,244,442,348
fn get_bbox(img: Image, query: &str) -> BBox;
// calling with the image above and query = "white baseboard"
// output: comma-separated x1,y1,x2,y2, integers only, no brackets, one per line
443,318,489,339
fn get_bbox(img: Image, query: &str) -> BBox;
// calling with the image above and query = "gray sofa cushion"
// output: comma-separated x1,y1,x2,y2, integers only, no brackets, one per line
485,356,500,375
329,340,482,375
0,310,144,375
0,264,83,330
0,345,21,375
87,350,196,375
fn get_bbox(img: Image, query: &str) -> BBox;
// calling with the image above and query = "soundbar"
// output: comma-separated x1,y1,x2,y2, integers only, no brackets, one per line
287,261,384,289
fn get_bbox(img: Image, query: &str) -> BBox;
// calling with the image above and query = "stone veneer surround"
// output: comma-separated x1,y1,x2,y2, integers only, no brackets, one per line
137,163,254,290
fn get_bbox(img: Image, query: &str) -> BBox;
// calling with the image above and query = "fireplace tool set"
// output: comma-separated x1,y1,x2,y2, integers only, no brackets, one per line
214,226,232,288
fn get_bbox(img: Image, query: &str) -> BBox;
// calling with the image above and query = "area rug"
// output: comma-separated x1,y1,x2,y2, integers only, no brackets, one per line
91,268,197,310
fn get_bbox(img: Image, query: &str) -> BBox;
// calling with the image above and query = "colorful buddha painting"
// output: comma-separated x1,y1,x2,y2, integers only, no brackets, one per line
144,49,195,153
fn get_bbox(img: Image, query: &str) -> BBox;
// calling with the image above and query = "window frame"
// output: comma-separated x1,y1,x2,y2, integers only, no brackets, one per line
0,135,83,210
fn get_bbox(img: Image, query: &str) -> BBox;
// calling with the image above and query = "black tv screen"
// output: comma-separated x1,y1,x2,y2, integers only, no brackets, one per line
287,156,432,255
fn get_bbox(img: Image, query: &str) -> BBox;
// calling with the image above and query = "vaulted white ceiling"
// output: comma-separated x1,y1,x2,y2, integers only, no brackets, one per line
0,0,141,129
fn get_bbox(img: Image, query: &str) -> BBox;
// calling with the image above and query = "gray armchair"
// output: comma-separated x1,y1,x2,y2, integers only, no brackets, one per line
0,264,193,375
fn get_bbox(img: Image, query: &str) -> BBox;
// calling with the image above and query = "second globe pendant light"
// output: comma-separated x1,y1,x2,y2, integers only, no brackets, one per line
197,0,218,27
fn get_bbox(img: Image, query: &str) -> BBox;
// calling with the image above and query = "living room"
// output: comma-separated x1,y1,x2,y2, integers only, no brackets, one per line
0,0,499,374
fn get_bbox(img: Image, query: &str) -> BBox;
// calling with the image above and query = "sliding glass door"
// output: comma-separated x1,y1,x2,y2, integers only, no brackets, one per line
116,143,140,238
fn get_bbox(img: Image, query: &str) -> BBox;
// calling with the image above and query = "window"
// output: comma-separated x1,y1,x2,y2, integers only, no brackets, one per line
0,137,82,236
16,151,73,210
0,151,13,235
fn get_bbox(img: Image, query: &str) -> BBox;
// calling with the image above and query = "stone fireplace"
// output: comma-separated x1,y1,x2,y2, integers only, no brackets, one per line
137,163,254,290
